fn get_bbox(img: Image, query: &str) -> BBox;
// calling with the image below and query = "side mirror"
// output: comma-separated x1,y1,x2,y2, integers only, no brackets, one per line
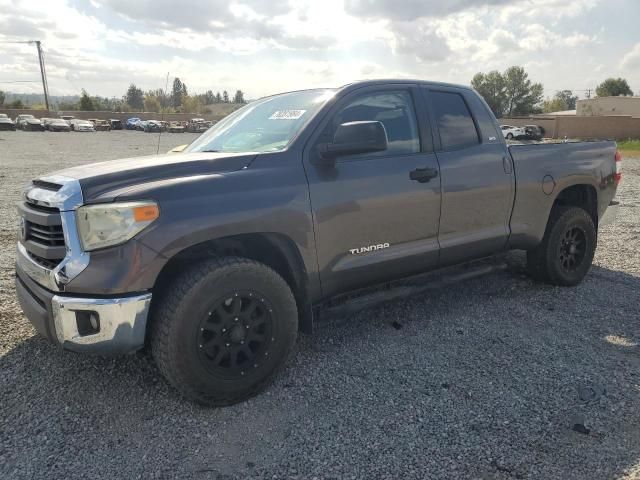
167,144,188,154
318,121,388,160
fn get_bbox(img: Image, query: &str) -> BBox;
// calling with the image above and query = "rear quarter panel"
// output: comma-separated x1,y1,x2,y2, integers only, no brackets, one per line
508,140,618,249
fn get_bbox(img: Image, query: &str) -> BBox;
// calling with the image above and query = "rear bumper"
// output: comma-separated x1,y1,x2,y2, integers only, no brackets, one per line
600,201,619,227
15,268,152,356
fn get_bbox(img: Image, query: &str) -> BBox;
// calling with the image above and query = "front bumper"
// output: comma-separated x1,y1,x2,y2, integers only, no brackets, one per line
16,268,151,355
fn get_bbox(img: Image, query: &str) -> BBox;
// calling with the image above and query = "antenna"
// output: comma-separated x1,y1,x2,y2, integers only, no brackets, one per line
157,72,170,155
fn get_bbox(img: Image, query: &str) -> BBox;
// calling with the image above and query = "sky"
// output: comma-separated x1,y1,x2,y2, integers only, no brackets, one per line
1,0,639,100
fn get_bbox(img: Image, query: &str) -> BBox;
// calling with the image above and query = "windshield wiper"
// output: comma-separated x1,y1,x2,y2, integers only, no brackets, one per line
202,149,221,152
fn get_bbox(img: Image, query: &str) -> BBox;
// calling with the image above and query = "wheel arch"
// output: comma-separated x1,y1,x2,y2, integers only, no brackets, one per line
551,183,598,227
151,232,313,335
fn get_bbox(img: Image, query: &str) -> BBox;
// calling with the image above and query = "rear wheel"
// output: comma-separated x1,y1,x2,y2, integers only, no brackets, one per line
151,257,298,406
506,133,514,140
526,206,596,286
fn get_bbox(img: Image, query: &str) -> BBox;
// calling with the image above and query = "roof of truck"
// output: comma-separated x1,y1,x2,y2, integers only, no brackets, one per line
339,79,473,91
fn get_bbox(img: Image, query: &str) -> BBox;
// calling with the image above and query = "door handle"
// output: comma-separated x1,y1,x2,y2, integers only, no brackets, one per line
410,167,438,183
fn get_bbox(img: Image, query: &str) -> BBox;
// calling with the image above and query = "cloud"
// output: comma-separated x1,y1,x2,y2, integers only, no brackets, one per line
389,21,451,62
344,0,511,21
621,43,640,70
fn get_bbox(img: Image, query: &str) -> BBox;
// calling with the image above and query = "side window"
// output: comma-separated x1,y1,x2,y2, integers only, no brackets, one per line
431,91,480,150
332,91,420,156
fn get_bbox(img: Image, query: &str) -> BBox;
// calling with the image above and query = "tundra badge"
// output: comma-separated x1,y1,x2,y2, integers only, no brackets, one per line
349,243,390,255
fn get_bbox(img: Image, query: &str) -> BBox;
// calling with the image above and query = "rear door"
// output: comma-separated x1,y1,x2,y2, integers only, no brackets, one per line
422,87,514,266
304,85,442,298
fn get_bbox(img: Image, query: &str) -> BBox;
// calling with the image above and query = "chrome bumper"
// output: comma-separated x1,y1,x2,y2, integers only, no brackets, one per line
52,293,152,355
600,201,620,227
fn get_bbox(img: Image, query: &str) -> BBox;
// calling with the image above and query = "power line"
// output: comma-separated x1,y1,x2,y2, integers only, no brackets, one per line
0,80,42,83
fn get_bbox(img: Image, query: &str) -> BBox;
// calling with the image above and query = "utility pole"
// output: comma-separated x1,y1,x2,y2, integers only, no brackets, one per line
35,41,50,111
585,89,592,99
0,40,51,110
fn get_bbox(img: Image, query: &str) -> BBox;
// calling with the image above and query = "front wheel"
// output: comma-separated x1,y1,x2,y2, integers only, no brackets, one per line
527,206,597,286
506,133,514,140
151,257,298,406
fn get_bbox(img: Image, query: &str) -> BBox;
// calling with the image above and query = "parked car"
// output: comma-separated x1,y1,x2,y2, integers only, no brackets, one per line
14,79,620,406
500,125,525,140
15,114,37,130
46,119,71,132
143,120,163,133
94,119,111,131
167,121,185,133
109,119,123,130
135,120,148,131
524,124,545,140
126,117,141,130
186,118,209,133
0,113,16,131
21,116,45,131
70,119,95,132
60,115,74,125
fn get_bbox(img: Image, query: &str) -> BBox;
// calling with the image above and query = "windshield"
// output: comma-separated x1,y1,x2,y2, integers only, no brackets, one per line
186,89,335,154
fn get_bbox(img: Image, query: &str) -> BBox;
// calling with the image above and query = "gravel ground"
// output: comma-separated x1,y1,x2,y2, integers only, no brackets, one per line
1,130,639,479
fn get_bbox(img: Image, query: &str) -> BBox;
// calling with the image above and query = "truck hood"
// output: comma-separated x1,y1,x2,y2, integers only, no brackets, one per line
53,151,256,201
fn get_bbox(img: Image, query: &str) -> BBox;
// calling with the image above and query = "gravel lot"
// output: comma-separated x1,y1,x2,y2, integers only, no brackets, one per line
1,130,639,479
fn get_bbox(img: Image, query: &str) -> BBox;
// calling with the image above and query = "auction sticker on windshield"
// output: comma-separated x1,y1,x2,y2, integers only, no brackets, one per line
269,110,307,120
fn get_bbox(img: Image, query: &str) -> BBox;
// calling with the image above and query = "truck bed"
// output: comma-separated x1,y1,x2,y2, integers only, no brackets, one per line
507,140,618,249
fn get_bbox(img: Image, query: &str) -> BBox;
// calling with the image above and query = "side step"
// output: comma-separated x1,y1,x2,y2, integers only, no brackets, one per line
316,256,508,321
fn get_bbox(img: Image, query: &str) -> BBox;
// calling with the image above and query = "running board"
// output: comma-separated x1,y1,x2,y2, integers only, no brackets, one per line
316,256,508,321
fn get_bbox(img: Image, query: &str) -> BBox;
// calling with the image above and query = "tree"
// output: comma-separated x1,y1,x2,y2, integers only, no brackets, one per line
555,90,578,110
215,91,222,103
222,90,229,103
503,66,544,116
144,95,161,112
233,90,245,104
125,83,144,111
204,90,215,104
596,78,633,97
471,66,543,117
0,90,5,106
181,82,188,98
171,77,184,108
542,97,567,113
79,89,95,111
471,71,505,117
541,90,579,113
8,99,24,109
58,101,79,111
181,95,203,114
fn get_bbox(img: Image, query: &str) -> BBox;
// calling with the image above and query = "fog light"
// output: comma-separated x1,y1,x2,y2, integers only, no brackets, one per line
75,311,100,336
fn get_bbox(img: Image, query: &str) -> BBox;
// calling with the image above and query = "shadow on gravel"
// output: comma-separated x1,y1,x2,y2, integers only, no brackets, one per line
1,260,639,479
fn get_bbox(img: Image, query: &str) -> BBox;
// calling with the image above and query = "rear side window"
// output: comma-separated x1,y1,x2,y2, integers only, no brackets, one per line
430,91,479,150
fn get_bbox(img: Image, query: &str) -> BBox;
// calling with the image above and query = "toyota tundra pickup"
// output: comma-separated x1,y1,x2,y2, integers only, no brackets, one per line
15,80,621,405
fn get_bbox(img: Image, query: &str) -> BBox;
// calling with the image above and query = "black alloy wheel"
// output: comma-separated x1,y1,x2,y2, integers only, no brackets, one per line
197,292,273,377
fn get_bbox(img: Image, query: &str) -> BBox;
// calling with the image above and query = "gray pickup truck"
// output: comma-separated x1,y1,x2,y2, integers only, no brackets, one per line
15,80,621,405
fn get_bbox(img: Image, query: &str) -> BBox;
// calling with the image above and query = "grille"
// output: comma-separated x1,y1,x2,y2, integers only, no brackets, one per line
26,222,65,246
21,192,67,270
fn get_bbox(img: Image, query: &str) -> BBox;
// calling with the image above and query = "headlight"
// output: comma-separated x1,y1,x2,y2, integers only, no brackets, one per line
76,201,159,251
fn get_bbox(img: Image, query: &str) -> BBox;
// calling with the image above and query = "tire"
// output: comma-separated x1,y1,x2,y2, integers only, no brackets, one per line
506,133,514,140
151,257,298,406
526,206,597,286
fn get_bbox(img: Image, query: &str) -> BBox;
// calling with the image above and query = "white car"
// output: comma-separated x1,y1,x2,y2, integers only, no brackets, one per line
500,125,525,140
70,119,95,132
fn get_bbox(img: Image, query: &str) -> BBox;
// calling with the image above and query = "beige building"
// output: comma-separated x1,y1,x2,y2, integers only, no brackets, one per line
577,96,640,116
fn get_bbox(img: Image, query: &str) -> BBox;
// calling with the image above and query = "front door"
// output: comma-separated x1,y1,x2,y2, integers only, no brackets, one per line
303,86,442,298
